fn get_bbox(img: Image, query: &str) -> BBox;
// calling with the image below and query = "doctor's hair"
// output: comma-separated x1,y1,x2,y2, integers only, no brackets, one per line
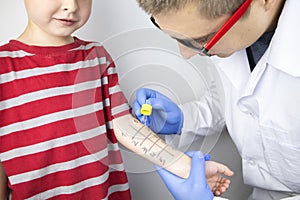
136,0,250,19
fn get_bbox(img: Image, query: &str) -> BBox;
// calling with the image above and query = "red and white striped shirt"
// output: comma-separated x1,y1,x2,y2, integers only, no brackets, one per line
0,37,132,200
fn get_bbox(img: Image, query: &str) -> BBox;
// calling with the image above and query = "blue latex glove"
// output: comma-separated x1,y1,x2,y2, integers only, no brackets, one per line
155,151,214,200
133,88,183,134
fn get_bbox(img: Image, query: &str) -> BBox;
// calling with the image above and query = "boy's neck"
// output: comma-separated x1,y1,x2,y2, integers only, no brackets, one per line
17,26,75,47
17,34,75,47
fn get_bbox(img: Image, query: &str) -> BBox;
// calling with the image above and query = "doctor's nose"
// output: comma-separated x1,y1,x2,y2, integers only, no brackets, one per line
62,0,79,13
178,43,198,60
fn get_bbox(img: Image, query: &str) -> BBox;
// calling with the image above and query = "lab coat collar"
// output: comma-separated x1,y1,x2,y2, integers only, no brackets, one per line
212,50,251,90
268,0,300,77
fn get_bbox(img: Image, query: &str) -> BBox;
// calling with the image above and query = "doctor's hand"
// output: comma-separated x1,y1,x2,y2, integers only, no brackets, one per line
133,88,183,134
155,151,234,200
155,151,214,200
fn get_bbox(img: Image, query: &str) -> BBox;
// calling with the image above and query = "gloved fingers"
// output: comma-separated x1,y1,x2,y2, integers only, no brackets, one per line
184,151,197,157
133,100,149,125
155,90,173,102
133,100,142,117
135,88,174,109
188,151,207,184
185,151,210,161
135,88,157,105
135,88,147,105
154,165,182,187
147,98,168,111
204,154,211,161
149,98,182,124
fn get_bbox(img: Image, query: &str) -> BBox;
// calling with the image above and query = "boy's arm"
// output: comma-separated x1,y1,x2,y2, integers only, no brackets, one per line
113,114,191,178
0,162,8,200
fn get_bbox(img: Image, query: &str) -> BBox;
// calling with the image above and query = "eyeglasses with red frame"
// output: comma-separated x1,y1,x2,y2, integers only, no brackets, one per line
150,0,252,56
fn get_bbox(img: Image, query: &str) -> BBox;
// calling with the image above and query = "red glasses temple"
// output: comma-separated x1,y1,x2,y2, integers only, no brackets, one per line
204,0,253,51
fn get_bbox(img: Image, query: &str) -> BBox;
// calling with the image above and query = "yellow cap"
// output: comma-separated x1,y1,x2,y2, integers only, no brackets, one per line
141,104,152,116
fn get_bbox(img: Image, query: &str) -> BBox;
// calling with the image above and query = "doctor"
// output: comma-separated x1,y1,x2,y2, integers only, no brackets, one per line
133,0,300,199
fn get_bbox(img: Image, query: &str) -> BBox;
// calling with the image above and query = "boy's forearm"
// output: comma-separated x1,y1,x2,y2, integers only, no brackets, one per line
0,162,8,200
113,114,192,179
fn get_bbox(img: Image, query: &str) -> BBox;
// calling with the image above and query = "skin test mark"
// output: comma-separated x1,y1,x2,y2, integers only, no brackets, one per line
113,114,192,179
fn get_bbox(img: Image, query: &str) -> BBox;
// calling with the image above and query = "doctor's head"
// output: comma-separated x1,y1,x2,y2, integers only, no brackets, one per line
136,0,283,59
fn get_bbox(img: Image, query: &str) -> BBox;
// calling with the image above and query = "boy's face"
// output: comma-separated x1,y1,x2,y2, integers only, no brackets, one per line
23,0,92,43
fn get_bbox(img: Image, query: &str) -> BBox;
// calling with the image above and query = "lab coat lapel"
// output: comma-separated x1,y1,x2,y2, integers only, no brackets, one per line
213,50,268,117
212,50,251,91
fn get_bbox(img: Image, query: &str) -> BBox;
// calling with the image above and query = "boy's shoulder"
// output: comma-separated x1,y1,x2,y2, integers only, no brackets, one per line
0,40,36,61
0,41,14,51
74,37,107,51
74,37,101,47
74,37,112,59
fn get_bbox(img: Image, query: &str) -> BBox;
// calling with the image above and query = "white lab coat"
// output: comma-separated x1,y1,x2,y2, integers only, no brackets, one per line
179,0,300,199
